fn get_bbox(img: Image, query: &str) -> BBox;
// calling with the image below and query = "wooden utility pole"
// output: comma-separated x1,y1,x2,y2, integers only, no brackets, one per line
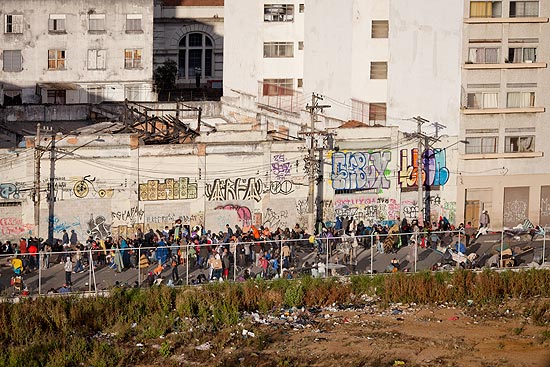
413,116,429,227
34,123,41,239
305,93,330,234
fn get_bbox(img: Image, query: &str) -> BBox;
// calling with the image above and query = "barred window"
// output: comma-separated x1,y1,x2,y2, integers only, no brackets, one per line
48,50,66,70
124,49,142,69
264,42,294,58
264,4,294,22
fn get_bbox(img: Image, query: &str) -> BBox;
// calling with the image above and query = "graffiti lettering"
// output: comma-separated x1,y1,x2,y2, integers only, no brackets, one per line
0,183,20,199
399,148,449,188
541,198,550,218
271,154,291,181
331,151,391,190
206,178,263,202
51,216,80,233
269,180,294,195
139,177,197,201
0,217,32,236
111,206,145,225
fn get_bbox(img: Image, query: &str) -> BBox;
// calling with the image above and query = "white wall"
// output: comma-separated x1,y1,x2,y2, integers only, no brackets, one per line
387,0,462,136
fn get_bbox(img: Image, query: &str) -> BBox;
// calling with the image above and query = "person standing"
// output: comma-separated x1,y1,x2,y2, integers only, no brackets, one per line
480,210,490,228
70,230,78,246
64,256,73,286
62,230,69,246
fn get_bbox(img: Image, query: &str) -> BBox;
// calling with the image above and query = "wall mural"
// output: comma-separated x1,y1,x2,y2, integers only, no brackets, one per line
139,177,197,201
0,217,32,236
331,151,391,191
398,148,449,188
73,175,115,199
86,214,112,239
214,204,252,227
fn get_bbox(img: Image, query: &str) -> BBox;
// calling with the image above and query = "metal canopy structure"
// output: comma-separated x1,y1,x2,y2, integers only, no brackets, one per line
116,100,202,144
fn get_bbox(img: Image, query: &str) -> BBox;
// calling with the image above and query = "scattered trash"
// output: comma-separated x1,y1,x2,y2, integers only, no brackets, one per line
241,329,255,337
195,342,212,351
391,309,403,315
136,343,144,347
131,322,137,328
393,360,406,366
448,316,459,321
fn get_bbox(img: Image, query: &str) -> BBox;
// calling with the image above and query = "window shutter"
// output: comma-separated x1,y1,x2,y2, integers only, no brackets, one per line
97,50,105,69
88,50,96,69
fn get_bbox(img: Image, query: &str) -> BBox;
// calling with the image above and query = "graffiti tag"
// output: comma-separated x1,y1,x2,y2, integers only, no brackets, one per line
331,151,391,190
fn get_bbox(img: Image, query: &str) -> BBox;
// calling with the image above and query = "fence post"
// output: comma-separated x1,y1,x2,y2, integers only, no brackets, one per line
88,247,92,292
542,227,547,264
325,235,329,278
500,230,504,267
186,242,189,286
138,247,141,286
38,251,42,295
370,234,374,275
233,241,237,281
414,237,418,273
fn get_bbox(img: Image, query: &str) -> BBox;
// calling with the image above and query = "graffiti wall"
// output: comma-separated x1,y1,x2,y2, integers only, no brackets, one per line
0,183,21,199
540,186,550,227
398,148,450,188
139,177,197,201
331,151,391,191
503,187,529,228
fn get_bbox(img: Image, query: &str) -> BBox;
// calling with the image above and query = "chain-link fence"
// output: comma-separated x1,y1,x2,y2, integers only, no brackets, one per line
0,228,547,298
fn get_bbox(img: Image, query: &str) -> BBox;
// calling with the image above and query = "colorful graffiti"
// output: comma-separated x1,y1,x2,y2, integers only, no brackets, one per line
73,175,114,199
331,151,391,191
333,197,400,223
271,154,291,181
214,204,252,227
0,183,20,199
206,178,263,202
139,177,197,201
0,217,32,236
398,148,449,188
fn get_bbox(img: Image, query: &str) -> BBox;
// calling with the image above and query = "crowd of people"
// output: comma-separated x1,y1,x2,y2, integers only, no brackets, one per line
0,214,482,294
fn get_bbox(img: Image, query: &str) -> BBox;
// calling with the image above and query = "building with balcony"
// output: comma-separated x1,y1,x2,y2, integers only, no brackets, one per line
457,0,550,228
0,0,155,105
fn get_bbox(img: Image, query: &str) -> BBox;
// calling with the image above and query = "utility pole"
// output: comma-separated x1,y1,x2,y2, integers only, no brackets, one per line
34,123,42,240
47,133,56,245
413,116,429,228
304,93,330,234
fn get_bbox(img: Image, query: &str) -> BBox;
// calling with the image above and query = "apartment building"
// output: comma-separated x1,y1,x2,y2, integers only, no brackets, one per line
457,0,550,228
0,0,155,105
153,0,224,88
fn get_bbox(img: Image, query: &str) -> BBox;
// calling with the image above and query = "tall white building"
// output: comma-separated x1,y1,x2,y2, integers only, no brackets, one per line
0,0,155,105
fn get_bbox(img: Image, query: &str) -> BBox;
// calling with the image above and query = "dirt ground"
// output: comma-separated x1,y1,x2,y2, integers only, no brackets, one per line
137,300,550,367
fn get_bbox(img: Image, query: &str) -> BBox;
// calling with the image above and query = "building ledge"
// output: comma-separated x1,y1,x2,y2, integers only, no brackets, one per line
463,62,547,70
462,107,545,115
462,151,543,159
464,17,549,24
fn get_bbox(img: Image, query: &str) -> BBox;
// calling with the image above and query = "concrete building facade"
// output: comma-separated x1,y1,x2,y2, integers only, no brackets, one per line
457,0,550,229
0,0,155,106
153,0,224,88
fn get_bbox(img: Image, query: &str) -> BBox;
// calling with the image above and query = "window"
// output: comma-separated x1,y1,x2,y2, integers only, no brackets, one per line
3,90,22,105
126,14,142,32
510,1,539,17
465,137,498,154
262,79,293,96
47,90,66,104
88,14,105,32
87,86,104,104
299,4,305,12
506,92,535,108
48,50,65,70
178,33,213,79
505,136,534,152
468,47,499,63
371,20,389,38
298,41,304,50
352,99,369,123
264,4,294,22
87,49,106,70
369,103,386,123
469,1,502,17
3,50,22,72
297,78,303,88
124,49,142,69
48,14,66,33
508,47,536,63
5,14,23,34
370,62,387,79
467,92,498,108
264,42,294,58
